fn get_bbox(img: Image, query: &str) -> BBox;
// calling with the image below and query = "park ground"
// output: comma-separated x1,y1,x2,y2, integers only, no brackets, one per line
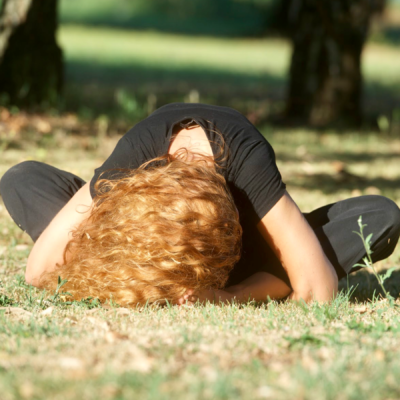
1,10,400,400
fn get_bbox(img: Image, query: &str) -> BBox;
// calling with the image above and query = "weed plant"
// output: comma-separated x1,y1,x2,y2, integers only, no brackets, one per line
1,127,400,399
353,216,397,306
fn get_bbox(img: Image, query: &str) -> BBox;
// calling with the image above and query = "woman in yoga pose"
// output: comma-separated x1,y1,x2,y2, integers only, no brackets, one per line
1,103,400,306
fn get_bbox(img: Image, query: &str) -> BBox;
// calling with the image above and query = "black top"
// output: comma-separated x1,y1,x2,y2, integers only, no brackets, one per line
90,103,288,286
90,103,286,221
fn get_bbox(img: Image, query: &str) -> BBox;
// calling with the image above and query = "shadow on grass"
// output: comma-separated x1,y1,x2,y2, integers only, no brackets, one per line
62,59,400,127
339,268,400,303
286,173,400,195
280,151,400,164
62,59,286,118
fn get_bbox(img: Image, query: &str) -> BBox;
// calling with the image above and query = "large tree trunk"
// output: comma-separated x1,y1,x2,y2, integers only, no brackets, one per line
0,0,62,107
286,0,384,128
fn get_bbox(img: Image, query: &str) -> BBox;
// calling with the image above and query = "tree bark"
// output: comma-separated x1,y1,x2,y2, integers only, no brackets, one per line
286,0,384,128
0,0,62,107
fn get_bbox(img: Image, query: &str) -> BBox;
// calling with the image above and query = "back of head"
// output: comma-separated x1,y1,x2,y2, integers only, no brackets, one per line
40,157,242,306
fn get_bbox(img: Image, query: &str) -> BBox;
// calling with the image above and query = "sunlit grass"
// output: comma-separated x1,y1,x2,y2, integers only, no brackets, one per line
1,129,400,399
58,24,400,88
58,25,291,78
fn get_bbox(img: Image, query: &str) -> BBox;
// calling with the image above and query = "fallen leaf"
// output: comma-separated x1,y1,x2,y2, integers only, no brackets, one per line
64,317,77,325
85,308,102,314
0,307,32,317
257,385,274,399
19,381,34,399
115,308,131,316
105,331,129,343
374,350,385,361
365,186,381,195
354,306,367,314
126,346,153,373
58,357,84,370
15,244,29,251
34,118,51,134
85,316,110,331
40,307,54,316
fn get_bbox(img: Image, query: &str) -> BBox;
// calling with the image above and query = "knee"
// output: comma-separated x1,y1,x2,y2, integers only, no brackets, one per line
0,161,42,195
374,196,400,235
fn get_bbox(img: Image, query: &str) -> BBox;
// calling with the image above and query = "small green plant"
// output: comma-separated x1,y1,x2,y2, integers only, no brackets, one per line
48,276,71,304
353,216,396,306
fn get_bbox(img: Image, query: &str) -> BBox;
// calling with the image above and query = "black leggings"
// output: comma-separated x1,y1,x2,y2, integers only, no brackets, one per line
1,161,400,287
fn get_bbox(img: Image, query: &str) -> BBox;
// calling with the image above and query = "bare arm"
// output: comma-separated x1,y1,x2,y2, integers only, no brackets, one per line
181,192,337,305
257,191,338,303
25,183,93,286
178,272,292,305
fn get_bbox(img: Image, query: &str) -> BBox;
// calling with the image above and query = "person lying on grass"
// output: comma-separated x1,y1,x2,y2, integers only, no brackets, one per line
1,103,400,306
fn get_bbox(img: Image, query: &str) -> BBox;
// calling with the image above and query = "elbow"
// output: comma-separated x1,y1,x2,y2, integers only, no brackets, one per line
25,270,38,287
25,258,41,287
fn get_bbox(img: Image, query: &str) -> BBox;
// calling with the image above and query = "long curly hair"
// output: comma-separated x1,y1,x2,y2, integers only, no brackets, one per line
39,155,242,306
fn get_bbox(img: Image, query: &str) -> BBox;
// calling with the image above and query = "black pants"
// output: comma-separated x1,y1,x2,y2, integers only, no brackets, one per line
1,161,400,286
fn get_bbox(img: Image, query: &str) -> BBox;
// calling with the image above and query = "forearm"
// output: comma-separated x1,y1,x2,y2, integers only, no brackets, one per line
281,225,338,303
258,192,339,304
26,183,92,286
225,272,292,302
184,272,292,305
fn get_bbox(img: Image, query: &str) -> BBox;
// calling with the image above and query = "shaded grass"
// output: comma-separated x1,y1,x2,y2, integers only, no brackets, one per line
57,25,400,125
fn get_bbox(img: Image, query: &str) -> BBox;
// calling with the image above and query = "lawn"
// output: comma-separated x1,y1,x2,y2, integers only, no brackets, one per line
58,25,400,123
1,125,400,399
1,13,400,400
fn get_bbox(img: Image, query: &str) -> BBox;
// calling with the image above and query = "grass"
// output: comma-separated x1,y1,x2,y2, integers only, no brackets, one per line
57,25,400,123
1,126,400,399
1,11,400,398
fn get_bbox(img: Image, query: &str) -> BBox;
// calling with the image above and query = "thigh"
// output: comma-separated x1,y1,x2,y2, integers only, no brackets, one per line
305,195,400,278
0,161,86,242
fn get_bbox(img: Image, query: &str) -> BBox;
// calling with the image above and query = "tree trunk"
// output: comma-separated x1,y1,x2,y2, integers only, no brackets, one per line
286,0,384,128
0,0,62,107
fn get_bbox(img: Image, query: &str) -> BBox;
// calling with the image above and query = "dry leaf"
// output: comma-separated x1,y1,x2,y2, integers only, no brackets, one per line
374,350,385,361
0,307,32,317
354,306,367,314
34,118,51,134
85,308,101,315
105,331,129,343
301,354,318,372
126,347,153,373
40,307,54,316
15,244,29,251
85,316,110,331
257,385,274,399
64,317,77,325
19,382,34,399
0,246,6,257
115,308,131,316
58,357,84,370
364,186,381,195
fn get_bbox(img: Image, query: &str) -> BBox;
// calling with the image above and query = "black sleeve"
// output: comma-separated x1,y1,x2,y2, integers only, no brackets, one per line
232,138,286,220
89,136,144,198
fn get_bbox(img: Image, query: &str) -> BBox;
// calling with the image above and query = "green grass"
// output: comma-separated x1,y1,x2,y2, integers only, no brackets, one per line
1,128,400,399
1,14,400,399
57,25,400,122
58,0,275,37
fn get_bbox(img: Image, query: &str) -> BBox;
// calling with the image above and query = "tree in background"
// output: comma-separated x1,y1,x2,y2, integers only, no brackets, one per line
0,0,62,107
284,0,385,127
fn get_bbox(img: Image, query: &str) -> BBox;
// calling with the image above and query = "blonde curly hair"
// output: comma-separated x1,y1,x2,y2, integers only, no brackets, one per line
39,155,242,306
